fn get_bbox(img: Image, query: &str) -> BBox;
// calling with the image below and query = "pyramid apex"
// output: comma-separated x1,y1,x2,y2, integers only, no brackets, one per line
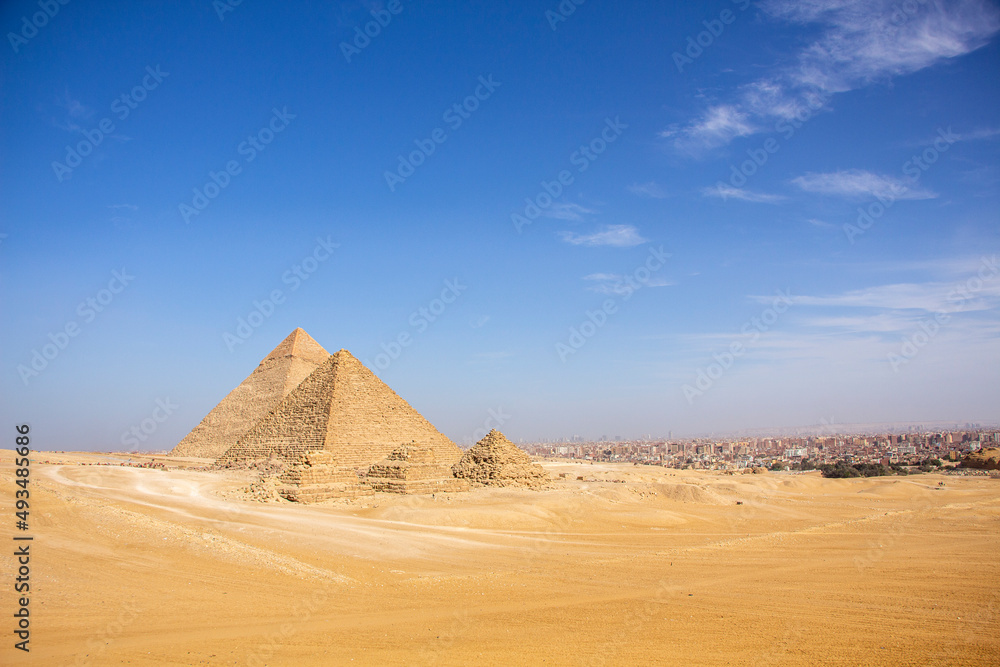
264,328,329,364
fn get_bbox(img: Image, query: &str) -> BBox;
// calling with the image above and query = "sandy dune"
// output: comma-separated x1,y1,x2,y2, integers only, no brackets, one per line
2,451,998,665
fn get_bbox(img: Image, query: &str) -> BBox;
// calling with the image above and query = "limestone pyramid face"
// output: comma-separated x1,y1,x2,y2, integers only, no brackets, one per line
366,443,470,494
217,350,463,468
452,429,548,488
168,328,329,458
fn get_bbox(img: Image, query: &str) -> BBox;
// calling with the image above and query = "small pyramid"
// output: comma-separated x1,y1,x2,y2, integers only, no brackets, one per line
217,350,463,469
452,429,548,488
277,450,373,503
169,328,329,458
366,442,470,494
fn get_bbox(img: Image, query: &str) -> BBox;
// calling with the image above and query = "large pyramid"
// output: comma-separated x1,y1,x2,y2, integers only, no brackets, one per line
452,429,548,488
217,349,463,468
168,328,330,458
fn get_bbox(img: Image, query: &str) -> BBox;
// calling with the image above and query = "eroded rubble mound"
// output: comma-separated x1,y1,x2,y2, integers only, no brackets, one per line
452,429,548,488
963,447,1000,470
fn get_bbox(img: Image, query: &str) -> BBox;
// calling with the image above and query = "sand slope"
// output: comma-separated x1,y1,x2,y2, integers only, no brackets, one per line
2,452,998,665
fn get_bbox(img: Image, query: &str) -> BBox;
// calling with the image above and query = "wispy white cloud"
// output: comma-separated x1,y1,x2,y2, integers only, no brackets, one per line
675,105,755,153
701,184,786,203
791,169,936,200
627,181,669,199
907,125,1000,147
542,202,595,221
753,277,1000,313
766,0,999,89
806,218,835,228
644,277,676,288
668,0,1000,151
957,126,1000,141
559,224,648,247
583,272,620,281
584,272,675,294
51,88,95,133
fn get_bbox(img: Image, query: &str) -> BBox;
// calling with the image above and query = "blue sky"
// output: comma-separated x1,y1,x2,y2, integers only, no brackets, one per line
1,0,998,449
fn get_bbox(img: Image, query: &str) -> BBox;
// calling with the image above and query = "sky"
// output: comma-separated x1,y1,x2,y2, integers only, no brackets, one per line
1,0,999,450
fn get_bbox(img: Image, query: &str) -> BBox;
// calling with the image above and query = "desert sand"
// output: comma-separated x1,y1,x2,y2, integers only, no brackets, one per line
2,451,998,666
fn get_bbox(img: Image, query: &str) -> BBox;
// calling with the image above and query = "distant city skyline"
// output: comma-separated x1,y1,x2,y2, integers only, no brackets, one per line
1,1,998,450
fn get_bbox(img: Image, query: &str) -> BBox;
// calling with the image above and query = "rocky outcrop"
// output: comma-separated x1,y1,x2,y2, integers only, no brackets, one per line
963,447,1000,470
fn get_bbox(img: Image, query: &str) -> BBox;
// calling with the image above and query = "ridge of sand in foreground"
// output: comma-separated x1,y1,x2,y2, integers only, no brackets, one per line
2,451,998,665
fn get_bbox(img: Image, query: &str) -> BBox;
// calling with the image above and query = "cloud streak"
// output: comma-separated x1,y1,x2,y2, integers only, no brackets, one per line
542,202,595,221
702,184,786,203
560,224,648,247
627,181,669,199
792,169,937,200
669,0,1000,152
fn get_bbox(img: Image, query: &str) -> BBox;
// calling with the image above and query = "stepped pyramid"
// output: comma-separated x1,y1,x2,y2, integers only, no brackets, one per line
277,450,373,502
366,443,470,494
217,349,463,469
169,328,329,458
452,429,548,488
